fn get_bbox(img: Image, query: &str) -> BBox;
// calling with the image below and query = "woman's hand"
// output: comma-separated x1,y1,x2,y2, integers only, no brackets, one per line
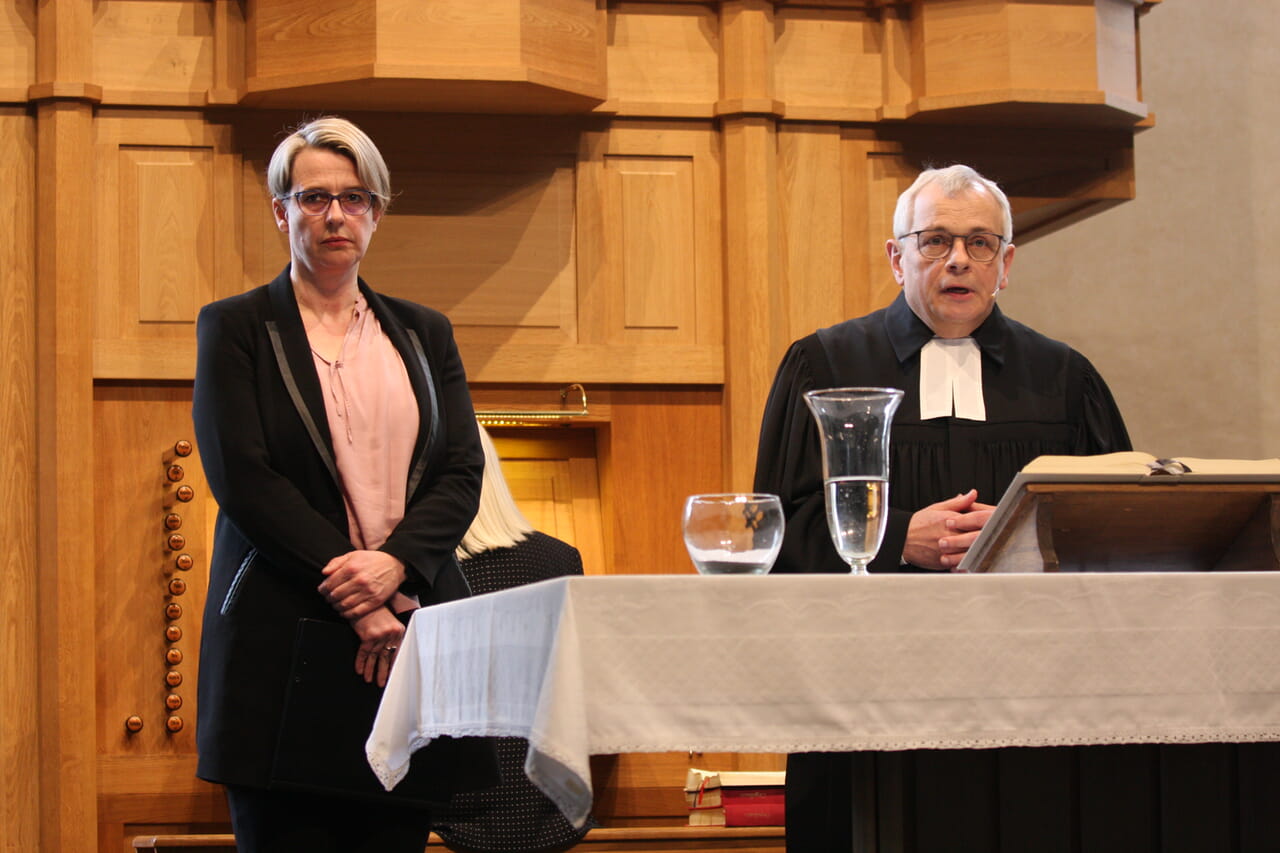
318,550,407,618
350,607,405,687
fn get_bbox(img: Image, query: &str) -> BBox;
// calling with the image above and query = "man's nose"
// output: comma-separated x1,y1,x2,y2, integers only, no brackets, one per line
945,236,971,268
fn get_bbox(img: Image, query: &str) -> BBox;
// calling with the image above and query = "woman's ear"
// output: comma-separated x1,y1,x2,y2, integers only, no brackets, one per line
272,198,289,233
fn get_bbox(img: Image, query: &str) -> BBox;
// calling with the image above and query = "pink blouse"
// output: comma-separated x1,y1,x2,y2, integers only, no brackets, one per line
310,292,421,610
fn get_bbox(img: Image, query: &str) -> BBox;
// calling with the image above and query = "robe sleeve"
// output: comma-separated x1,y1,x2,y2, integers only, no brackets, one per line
1072,352,1133,455
753,340,911,574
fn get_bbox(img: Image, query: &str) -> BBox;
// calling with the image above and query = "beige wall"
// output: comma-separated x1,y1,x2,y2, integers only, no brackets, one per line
1003,0,1280,459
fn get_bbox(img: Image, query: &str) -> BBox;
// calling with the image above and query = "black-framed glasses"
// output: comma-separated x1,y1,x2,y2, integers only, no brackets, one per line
899,229,1005,263
286,189,376,216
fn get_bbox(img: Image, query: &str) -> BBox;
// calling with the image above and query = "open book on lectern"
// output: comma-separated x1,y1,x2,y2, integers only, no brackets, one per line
956,452,1280,574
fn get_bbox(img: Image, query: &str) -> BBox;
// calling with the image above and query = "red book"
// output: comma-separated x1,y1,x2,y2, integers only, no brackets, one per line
722,786,785,826
724,798,785,826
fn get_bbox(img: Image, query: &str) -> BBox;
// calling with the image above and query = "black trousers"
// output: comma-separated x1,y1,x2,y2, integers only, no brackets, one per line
225,785,433,853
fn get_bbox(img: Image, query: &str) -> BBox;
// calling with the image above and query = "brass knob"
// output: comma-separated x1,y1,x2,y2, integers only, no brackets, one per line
165,670,183,688
166,464,184,482
167,533,186,551
165,603,182,620
174,440,193,457
164,513,183,531
165,715,184,733
168,578,187,596
165,693,183,711
166,648,183,665
175,484,195,502
174,553,194,571
125,715,144,733
165,625,183,643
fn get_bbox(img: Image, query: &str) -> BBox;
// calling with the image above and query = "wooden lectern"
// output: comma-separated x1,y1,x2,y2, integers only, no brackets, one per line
958,463,1280,574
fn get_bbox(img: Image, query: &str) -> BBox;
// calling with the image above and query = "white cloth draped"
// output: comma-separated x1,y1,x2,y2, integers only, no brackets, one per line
367,573,1280,828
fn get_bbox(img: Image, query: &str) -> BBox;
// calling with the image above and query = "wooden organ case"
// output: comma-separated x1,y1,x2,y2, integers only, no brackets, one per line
0,0,1161,850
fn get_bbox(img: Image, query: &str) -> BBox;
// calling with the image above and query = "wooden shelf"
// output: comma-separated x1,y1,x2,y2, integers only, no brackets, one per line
133,825,786,853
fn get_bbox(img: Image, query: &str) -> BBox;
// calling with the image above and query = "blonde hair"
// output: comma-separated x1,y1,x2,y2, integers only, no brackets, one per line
455,424,535,559
266,116,392,213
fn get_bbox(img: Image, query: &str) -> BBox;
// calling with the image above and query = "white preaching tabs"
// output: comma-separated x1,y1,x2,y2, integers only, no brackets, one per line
919,337,985,421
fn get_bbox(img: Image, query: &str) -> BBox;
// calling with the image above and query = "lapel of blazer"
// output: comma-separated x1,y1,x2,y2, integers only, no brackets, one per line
264,268,341,487
359,282,440,501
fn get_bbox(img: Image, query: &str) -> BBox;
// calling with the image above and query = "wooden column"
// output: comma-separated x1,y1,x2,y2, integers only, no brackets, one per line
33,0,100,849
719,0,787,492
0,108,39,853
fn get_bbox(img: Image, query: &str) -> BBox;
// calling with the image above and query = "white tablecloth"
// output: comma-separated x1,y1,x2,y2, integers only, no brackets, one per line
366,573,1280,827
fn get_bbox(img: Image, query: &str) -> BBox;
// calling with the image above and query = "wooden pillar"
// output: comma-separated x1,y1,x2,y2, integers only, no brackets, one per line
0,108,39,853
33,0,100,849
719,0,787,492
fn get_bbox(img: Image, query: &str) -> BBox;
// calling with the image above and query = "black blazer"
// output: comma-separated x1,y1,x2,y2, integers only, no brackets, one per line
191,266,483,789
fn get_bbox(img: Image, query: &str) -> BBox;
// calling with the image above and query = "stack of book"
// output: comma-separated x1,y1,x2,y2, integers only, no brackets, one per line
683,768,785,827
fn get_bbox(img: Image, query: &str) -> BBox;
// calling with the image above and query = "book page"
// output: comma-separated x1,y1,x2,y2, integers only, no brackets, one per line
1022,452,1280,476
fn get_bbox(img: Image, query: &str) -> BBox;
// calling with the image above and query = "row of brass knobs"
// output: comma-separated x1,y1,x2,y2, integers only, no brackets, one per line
126,439,196,736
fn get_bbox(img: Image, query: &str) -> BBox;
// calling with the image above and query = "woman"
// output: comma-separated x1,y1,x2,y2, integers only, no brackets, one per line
434,424,594,853
192,116,488,851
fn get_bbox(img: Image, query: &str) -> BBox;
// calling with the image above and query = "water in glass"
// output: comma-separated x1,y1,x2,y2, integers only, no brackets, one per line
824,476,888,572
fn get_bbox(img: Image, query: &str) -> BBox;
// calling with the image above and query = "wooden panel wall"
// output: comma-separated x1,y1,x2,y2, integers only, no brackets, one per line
1,1,1160,849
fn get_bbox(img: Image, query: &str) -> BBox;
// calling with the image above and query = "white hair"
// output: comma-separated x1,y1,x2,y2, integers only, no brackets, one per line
455,423,534,559
892,164,1013,243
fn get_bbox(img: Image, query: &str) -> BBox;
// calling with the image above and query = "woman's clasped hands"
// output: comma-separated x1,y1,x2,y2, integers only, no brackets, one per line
319,550,408,686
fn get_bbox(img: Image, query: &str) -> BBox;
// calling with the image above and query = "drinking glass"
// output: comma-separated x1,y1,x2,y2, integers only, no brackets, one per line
803,387,904,574
681,493,784,575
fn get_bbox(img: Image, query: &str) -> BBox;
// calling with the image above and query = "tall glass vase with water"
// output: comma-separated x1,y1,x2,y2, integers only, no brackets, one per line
803,388,904,574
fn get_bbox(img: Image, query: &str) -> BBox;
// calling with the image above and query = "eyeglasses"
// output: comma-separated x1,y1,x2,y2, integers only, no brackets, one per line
285,189,376,216
899,229,1006,263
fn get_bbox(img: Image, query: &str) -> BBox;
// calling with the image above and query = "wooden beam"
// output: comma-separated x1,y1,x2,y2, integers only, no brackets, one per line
35,97,99,853
0,106,39,853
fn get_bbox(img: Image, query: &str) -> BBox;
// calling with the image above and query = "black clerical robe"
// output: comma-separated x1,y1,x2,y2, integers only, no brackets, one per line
754,292,1131,576
752,293,1131,852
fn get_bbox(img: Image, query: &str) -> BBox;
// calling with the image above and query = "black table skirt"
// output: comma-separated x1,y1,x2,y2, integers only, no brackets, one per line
845,742,1280,853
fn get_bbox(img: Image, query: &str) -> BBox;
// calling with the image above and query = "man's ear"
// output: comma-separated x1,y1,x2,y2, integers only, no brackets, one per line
886,238,905,286
995,243,1015,294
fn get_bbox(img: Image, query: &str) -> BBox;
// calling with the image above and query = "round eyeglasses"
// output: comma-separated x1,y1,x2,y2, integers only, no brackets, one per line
286,189,376,216
899,229,1005,263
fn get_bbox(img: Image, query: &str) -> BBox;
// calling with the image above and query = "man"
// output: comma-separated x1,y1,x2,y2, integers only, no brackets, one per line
752,165,1131,849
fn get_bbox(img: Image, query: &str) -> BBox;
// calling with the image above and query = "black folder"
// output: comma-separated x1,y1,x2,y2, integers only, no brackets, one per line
270,617,499,807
